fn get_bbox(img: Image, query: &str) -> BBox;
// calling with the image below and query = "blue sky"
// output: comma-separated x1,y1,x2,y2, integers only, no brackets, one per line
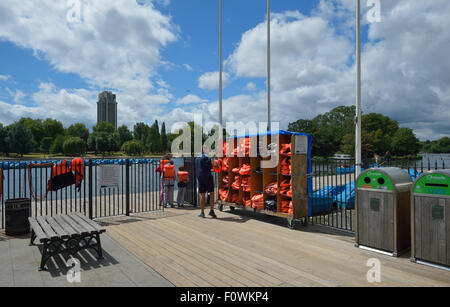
0,0,449,140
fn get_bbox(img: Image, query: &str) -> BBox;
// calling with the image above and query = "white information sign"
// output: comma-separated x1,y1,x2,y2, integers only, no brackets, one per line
294,135,308,154
99,165,120,188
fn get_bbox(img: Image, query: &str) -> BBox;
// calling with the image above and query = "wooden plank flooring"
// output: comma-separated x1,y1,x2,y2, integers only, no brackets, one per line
104,208,450,287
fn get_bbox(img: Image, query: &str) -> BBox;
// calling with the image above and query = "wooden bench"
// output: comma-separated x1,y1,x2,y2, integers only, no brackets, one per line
29,213,106,271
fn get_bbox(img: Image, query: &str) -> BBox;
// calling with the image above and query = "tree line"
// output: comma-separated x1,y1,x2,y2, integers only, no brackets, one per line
288,106,448,158
0,118,175,157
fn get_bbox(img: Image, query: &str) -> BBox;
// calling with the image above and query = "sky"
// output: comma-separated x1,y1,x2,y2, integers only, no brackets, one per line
0,0,449,141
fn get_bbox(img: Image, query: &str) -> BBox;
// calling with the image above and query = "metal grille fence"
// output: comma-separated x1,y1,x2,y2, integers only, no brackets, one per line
309,158,447,232
0,159,162,229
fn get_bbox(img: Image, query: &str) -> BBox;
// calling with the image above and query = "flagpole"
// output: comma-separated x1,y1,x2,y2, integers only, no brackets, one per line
267,0,271,132
355,0,362,176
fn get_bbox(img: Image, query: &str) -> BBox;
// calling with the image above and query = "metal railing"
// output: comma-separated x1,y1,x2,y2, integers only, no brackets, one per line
309,158,447,232
0,159,163,229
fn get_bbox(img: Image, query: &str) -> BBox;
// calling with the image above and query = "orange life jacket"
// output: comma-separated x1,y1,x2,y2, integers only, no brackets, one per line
264,182,278,196
71,158,85,191
244,199,252,207
232,177,240,190
212,159,223,173
219,188,229,201
251,194,264,210
280,143,292,156
281,157,291,175
239,164,251,176
163,164,175,180
222,158,229,171
232,167,240,174
52,160,71,177
178,171,188,183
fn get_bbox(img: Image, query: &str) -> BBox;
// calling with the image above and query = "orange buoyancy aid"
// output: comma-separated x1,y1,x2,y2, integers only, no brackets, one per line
71,158,85,191
52,160,71,177
251,194,264,209
231,192,239,203
219,189,229,201
264,182,278,196
239,164,251,176
178,171,188,183
222,158,229,171
280,143,292,156
212,159,223,173
232,177,240,190
163,164,175,180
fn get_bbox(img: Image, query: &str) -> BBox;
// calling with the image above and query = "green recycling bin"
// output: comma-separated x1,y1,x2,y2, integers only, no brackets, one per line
356,168,412,256
411,170,450,267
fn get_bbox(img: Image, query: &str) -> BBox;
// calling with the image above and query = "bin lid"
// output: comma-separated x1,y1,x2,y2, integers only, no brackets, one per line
412,170,450,196
357,167,412,192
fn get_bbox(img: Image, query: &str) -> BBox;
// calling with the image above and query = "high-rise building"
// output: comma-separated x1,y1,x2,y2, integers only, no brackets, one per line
97,91,118,129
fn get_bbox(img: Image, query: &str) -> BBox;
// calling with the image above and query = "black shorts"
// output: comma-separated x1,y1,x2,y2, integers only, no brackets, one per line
198,175,214,194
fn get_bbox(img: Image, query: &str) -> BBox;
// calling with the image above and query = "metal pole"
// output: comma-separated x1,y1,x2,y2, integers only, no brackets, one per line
355,0,362,177
267,0,271,132
219,0,224,155
219,0,223,128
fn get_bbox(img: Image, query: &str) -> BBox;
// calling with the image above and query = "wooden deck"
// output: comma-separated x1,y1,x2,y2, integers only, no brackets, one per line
103,208,450,287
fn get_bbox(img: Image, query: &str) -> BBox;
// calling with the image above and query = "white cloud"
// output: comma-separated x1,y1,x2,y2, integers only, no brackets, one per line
246,82,257,91
6,88,26,104
198,71,230,90
183,64,193,71
0,75,11,82
220,1,450,140
176,94,208,105
0,0,177,126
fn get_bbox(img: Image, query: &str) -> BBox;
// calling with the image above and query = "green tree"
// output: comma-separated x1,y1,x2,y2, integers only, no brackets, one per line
117,125,133,148
161,122,168,152
7,123,35,157
340,132,374,159
67,123,89,142
133,122,151,146
63,137,86,156
18,118,44,151
43,118,65,138
121,140,144,156
289,106,355,157
0,123,11,156
93,121,116,134
40,137,54,154
147,120,162,153
391,128,420,156
50,135,67,155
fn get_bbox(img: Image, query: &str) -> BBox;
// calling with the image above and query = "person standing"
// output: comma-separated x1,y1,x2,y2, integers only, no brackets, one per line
177,166,188,208
162,160,175,208
385,151,391,167
195,145,217,218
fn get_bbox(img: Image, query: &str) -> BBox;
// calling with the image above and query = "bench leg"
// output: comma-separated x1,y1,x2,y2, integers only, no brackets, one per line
30,229,36,246
95,233,104,260
39,241,50,271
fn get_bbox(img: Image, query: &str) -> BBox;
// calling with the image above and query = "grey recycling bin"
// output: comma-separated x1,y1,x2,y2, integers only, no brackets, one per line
411,170,450,267
355,168,412,256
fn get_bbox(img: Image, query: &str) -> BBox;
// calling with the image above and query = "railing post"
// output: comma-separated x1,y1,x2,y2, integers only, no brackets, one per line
126,159,130,216
88,159,93,219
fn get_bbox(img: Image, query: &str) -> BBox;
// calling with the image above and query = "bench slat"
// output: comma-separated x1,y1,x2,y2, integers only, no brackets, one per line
72,213,106,233
66,214,97,234
59,215,89,235
36,216,58,240
28,218,48,242
53,215,79,236
45,216,70,239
